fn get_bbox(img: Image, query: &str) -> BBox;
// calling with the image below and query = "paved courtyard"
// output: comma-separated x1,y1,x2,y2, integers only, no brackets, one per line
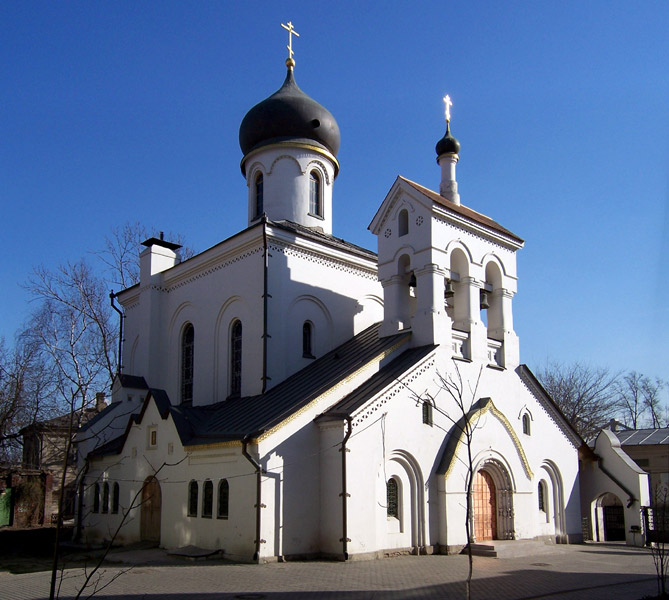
0,543,659,600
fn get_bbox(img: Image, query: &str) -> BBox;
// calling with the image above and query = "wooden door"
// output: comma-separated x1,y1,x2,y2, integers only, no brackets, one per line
473,470,497,541
140,476,161,543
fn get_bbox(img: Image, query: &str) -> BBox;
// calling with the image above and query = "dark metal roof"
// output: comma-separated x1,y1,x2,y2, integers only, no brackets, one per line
272,220,377,261
182,323,408,446
116,374,149,390
89,323,410,458
317,345,436,420
77,402,122,433
615,428,669,446
400,177,524,244
435,122,461,157
239,65,340,162
141,237,182,251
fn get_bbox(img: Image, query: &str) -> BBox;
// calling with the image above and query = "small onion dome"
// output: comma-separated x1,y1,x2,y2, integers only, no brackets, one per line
239,63,341,162
435,122,460,157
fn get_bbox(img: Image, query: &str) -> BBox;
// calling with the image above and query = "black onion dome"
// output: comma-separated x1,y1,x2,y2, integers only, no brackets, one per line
435,122,461,156
239,66,341,158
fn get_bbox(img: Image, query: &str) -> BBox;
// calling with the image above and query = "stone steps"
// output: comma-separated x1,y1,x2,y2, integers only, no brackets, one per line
466,539,558,559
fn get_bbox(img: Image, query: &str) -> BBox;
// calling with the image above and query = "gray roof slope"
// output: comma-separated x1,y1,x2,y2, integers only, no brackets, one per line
182,323,408,445
271,220,377,261
615,428,669,446
317,345,436,420
90,323,410,459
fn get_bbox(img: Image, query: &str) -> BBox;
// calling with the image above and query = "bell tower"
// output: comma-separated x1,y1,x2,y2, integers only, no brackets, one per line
371,97,524,368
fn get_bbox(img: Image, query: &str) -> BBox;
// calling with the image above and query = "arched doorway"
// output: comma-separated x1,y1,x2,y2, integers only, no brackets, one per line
140,476,161,543
473,470,497,540
595,493,625,541
470,459,515,541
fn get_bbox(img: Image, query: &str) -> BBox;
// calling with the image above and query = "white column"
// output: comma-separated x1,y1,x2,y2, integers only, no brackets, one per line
380,276,410,338
438,154,460,205
411,264,451,347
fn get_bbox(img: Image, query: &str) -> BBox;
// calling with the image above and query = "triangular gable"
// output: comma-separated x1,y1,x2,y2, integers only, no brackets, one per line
368,176,434,235
88,388,188,459
369,176,524,249
516,364,584,450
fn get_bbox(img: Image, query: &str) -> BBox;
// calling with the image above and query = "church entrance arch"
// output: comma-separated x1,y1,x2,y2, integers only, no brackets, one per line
595,493,625,541
471,459,515,541
140,476,162,544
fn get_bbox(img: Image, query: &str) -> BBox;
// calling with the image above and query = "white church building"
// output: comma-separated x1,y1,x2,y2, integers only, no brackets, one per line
76,35,606,562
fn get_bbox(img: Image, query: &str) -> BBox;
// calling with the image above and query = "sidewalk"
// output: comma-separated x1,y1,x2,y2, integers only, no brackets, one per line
0,542,659,600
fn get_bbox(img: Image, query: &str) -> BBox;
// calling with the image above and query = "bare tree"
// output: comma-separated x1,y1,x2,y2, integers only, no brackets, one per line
95,221,195,289
24,262,116,600
617,371,648,428
535,361,619,440
0,336,58,463
645,484,669,598
403,363,483,600
642,377,665,429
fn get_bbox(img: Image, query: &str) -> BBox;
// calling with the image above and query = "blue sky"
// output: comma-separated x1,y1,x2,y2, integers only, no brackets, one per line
2,1,668,382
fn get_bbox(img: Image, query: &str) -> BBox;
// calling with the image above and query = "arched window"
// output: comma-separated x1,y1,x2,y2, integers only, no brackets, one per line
102,482,109,514
217,479,229,519
398,209,409,237
302,321,314,358
93,483,100,513
309,171,322,217
523,413,531,436
188,480,198,517
422,401,433,426
230,320,242,397
181,324,194,404
387,478,399,519
538,481,546,512
255,172,263,218
112,482,120,514
202,480,213,518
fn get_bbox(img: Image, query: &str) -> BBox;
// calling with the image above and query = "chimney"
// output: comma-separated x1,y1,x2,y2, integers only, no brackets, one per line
95,392,107,412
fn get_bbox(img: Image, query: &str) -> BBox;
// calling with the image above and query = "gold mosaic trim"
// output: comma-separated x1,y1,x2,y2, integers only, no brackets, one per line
444,397,533,480
183,439,241,451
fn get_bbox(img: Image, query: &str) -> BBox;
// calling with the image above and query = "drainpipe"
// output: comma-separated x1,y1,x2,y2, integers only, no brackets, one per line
110,291,124,375
74,459,90,542
261,217,271,393
242,438,266,562
339,416,353,560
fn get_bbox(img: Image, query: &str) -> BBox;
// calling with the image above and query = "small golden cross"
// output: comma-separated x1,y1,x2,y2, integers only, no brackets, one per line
443,95,453,124
281,21,300,61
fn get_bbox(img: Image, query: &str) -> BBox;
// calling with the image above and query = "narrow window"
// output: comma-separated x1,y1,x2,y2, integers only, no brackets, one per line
538,482,546,512
202,480,213,518
422,401,433,426
398,209,409,237
112,482,120,514
217,479,229,519
523,413,531,436
309,171,322,217
102,482,109,514
387,478,399,519
302,321,314,358
255,172,263,218
93,483,100,513
188,480,198,517
230,320,242,397
181,324,194,404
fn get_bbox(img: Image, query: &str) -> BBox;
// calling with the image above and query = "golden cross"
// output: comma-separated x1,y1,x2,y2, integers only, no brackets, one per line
443,95,453,124
281,21,300,61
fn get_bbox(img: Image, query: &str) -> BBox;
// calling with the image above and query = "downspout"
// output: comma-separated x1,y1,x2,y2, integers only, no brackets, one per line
261,217,271,393
110,291,124,375
340,416,353,560
74,458,90,542
242,437,266,562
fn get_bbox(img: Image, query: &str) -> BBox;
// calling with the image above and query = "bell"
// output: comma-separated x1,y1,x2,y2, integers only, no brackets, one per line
444,280,455,298
408,273,417,288
480,290,490,310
